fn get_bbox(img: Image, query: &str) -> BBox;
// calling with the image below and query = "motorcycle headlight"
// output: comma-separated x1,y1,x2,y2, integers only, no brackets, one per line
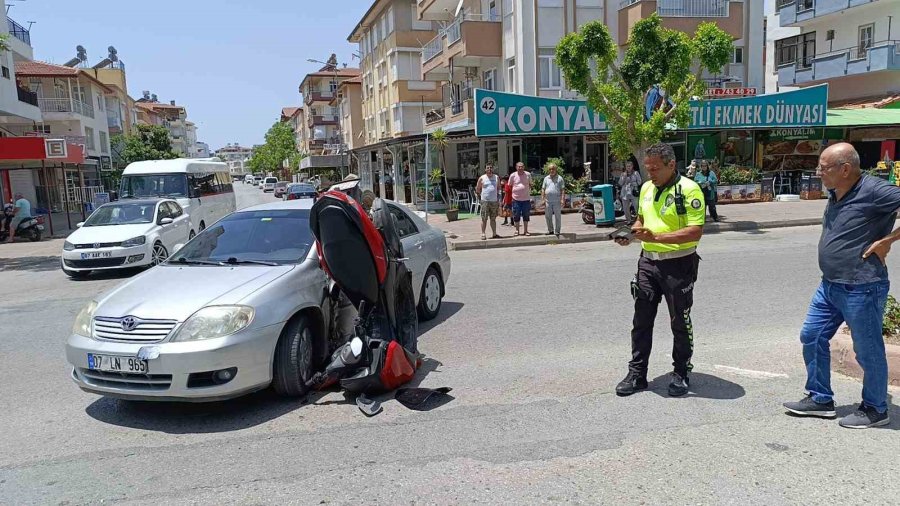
72,300,98,337
122,236,147,247
63,241,75,251
170,305,254,342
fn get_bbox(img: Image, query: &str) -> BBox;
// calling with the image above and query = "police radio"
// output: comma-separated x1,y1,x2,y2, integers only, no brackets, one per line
674,185,687,216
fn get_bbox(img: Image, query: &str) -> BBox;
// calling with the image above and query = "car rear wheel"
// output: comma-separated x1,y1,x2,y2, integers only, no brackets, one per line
199,221,206,231
189,230,196,240
417,266,443,321
150,242,168,266
272,315,314,397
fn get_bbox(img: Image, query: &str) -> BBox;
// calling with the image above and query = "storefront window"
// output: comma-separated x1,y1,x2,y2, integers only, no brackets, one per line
456,142,480,181
484,141,499,168
688,130,754,169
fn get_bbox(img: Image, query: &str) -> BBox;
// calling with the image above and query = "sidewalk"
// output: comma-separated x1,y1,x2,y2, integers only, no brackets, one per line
432,199,828,251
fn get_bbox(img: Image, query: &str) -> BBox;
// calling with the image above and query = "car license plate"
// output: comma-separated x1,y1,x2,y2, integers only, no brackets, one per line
87,353,149,373
81,252,112,259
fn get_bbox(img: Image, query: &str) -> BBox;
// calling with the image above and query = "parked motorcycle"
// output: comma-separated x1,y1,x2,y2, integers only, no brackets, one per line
0,216,44,243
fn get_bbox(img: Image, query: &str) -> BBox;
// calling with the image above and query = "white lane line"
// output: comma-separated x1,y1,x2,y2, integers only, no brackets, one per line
711,365,789,379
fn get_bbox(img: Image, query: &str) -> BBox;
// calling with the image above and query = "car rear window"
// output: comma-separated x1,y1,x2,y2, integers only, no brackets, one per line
265,177,278,183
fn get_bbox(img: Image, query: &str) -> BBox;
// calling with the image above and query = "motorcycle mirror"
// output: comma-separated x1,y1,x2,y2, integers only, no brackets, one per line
75,222,84,228
350,337,364,357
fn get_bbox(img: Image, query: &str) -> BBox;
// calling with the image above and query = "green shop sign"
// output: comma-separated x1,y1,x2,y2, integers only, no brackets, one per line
474,85,828,137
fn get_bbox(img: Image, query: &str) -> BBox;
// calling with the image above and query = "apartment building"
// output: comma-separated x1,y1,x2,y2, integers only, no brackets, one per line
1,2,42,136
280,106,307,154
773,0,900,105
298,57,360,156
332,77,364,151
764,0,801,93
135,97,190,155
195,141,210,158
216,143,254,176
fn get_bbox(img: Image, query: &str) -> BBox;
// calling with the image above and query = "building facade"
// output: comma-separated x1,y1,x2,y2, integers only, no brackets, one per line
215,143,254,176
298,56,360,175
0,1,42,135
135,99,190,155
773,0,900,105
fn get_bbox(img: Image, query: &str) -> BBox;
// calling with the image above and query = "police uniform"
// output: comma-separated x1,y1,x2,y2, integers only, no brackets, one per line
630,175,705,380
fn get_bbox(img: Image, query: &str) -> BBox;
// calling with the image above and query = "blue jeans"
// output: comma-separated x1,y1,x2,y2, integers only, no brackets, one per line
801,279,890,413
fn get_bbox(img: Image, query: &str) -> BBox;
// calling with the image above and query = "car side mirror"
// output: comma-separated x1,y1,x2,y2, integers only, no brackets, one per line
159,217,174,226
75,222,84,228
173,243,184,253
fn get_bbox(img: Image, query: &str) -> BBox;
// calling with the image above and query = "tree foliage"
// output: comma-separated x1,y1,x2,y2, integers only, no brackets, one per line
430,128,452,207
249,121,302,174
556,15,733,164
113,124,179,166
0,34,10,53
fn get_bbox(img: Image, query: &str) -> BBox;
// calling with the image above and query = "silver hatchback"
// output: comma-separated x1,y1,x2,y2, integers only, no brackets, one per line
65,200,333,402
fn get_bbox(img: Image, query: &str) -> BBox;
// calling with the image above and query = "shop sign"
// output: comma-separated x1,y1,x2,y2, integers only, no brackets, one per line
100,156,113,171
45,139,68,158
475,85,828,137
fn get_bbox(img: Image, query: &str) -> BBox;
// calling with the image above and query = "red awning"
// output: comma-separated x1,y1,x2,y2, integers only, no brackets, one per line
0,137,85,166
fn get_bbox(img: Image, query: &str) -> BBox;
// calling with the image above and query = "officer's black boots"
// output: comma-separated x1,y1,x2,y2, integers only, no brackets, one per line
668,373,690,397
616,371,648,396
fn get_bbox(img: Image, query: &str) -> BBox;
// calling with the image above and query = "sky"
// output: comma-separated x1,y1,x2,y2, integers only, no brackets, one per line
9,0,368,151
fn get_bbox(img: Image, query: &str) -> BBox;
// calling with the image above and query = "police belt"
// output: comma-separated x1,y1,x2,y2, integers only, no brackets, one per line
640,247,696,261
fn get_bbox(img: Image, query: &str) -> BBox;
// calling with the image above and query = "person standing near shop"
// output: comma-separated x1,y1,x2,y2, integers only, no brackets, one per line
613,143,706,397
509,162,532,236
783,143,898,429
694,161,719,222
541,163,566,237
7,193,31,243
500,175,512,226
618,161,642,225
476,164,501,240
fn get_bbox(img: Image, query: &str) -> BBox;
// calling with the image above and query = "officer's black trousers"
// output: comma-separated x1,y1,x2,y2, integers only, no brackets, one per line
629,253,700,378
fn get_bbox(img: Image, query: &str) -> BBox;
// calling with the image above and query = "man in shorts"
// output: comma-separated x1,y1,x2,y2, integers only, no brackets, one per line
508,162,532,236
475,164,501,240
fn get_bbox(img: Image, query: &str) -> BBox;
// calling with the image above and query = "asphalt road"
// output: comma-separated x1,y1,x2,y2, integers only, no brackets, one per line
1,185,898,504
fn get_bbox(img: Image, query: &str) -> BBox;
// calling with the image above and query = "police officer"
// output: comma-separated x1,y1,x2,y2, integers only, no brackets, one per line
614,143,706,397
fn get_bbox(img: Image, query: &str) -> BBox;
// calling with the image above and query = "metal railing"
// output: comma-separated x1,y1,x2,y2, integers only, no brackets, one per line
423,34,443,62
423,12,500,63
107,110,123,129
446,17,462,44
17,86,38,107
38,98,95,118
657,0,730,17
784,39,900,68
6,17,30,45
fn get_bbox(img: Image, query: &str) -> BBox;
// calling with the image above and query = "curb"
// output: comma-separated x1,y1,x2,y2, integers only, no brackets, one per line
448,217,824,251
831,333,900,387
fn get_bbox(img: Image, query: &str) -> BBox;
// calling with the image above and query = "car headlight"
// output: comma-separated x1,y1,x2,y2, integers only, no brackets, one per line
122,236,147,247
170,305,255,342
72,300,98,337
63,241,75,251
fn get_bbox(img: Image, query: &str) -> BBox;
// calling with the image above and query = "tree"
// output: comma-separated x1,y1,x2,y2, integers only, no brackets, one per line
113,124,179,166
249,121,301,174
0,34,10,53
430,128,452,207
555,14,733,170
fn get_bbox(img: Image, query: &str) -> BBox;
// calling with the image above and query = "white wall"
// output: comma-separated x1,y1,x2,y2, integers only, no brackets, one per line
744,0,765,91
765,0,800,93
0,0,41,124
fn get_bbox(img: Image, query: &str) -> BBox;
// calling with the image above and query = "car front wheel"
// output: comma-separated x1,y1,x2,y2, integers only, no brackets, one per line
417,266,443,321
272,315,314,397
150,242,168,266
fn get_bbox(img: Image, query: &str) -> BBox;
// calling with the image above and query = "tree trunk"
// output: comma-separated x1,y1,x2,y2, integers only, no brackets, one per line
631,143,651,180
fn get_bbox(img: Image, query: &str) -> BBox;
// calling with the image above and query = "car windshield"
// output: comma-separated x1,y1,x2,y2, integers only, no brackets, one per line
84,202,156,226
265,178,277,184
120,174,188,198
169,209,313,265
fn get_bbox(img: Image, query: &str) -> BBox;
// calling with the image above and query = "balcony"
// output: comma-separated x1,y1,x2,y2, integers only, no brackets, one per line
307,114,339,127
107,111,123,133
425,86,476,132
17,86,38,107
6,17,30,45
618,1,744,45
777,40,900,86
778,0,879,28
422,14,502,80
38,97,95,119
418,0,464,21
304,90,334,105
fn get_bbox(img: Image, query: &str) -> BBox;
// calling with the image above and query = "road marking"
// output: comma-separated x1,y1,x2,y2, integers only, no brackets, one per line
712,365,789,379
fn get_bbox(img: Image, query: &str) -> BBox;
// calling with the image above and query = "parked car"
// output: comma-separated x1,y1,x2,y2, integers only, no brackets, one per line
273,181,289,198
61,199,191,278
64,198,451,401
263,177,278,192
284,183,319,201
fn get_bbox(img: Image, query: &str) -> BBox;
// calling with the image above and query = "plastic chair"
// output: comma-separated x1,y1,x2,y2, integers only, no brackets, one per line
454,190,470,211
470,192,482,216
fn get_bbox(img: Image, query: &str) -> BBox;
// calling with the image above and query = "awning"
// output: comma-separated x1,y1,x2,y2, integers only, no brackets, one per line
826,108,900,128
0,137,85,167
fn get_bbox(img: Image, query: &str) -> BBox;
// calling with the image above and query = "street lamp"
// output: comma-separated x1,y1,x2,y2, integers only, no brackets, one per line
308,58,346,179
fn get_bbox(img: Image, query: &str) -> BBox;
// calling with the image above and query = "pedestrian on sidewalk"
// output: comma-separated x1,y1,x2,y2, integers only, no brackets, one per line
500,176,512,226
541,163,566,237
694,161,719,222
783,142,898,429
618,161,642,225
2,200,14,235
476,164,501,240
7,193,31,243
613,143,706,398
509,162,532,236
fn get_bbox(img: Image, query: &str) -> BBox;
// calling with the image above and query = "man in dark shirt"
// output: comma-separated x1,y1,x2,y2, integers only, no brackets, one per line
784,143,898,429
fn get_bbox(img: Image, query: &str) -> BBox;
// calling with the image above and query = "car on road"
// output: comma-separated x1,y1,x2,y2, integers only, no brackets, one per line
61,199,191,278
262,177,278,192
273,181,289,198
284,183,318,201
244,174,255,185
64,198,451,401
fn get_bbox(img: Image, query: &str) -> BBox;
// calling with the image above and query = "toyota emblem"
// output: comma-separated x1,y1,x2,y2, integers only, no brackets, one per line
121,316,138,331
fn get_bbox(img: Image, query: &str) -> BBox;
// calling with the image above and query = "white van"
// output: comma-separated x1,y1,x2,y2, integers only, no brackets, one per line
119,158,236,238
263,176,278,192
